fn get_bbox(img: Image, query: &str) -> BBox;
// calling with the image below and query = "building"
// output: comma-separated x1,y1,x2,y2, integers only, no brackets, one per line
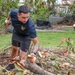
62,0,74,5
55,0,74,15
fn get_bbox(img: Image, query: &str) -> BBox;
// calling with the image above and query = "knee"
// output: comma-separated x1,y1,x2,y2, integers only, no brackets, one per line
12,46,19,51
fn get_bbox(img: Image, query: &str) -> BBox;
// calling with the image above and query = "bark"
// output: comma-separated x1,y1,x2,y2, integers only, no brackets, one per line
24,59,55,75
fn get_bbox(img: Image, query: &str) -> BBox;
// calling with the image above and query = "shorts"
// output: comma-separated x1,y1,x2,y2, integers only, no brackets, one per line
12,33,31,52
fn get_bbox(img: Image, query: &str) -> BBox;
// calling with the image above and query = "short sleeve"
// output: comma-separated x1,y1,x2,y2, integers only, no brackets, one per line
29,25,37,38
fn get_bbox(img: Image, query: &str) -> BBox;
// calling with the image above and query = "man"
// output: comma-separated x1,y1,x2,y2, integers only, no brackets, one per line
5,5,39,70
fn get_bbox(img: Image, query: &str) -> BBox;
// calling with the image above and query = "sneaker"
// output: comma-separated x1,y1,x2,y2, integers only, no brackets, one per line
6,64,15,70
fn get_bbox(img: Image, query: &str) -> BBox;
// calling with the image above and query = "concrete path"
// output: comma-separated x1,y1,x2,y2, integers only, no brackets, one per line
36,29,66,32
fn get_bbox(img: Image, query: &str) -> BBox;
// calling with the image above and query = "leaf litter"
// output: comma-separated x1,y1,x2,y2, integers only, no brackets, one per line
0,46,75,75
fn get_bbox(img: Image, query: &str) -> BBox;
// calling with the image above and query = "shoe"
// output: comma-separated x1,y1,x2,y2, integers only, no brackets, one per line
6,64,15,70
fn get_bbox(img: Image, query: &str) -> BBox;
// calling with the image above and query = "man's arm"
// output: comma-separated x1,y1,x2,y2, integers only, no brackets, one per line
5,12,11,26
31,37,39,54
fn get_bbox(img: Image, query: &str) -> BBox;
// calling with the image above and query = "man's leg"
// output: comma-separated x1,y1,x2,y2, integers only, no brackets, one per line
20,50,28,65
20,37,31,65
6,33,20,70
9,46,19,64
5,46,19,70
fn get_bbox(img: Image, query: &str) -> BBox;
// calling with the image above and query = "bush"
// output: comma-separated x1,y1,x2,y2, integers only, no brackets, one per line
64,14,75,24
0,0,19,28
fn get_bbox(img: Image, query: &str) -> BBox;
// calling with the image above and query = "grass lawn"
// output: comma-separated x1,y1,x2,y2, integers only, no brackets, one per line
0,31,75,51
0,33,12,51
37,31,75,48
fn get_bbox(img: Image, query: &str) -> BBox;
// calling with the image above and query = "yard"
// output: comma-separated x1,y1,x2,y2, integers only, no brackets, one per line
0,28,75,75
0,0,75,74
0,31,75,75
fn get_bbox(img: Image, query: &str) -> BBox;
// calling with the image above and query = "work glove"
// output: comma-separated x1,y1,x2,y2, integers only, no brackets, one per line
5,19,11,26
28,53,36,63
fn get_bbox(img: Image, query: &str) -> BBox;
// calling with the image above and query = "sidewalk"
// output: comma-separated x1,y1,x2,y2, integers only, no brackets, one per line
36,29,66,32
36,25,74,32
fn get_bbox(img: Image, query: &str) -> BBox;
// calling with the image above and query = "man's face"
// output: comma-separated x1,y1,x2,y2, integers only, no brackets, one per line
17,13,30,24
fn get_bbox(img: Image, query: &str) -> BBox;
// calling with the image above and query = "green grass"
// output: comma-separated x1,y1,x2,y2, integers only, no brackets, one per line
0,31,75,51
0,33,12,51
37,31,75,48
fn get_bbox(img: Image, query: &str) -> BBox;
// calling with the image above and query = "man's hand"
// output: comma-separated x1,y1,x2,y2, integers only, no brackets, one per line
28,53,36,63
5,19,11,26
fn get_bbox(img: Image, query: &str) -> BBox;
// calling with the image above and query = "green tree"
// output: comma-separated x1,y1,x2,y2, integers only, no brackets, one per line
69,0,75,14
23,0,56,23
0,0,19,28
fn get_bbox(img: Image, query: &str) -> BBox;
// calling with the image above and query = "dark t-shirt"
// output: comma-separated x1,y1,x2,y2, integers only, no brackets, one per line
10,9,37,38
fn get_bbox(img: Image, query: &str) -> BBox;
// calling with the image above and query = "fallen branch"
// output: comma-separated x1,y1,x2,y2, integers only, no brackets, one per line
21,45,55,75
14,56,55,75
23,59,55,75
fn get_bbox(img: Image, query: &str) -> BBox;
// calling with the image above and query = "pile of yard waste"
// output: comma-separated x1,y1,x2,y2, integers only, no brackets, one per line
0,46,75,75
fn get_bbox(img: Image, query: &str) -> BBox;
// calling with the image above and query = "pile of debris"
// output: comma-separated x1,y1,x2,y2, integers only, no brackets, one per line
0,47,75,75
